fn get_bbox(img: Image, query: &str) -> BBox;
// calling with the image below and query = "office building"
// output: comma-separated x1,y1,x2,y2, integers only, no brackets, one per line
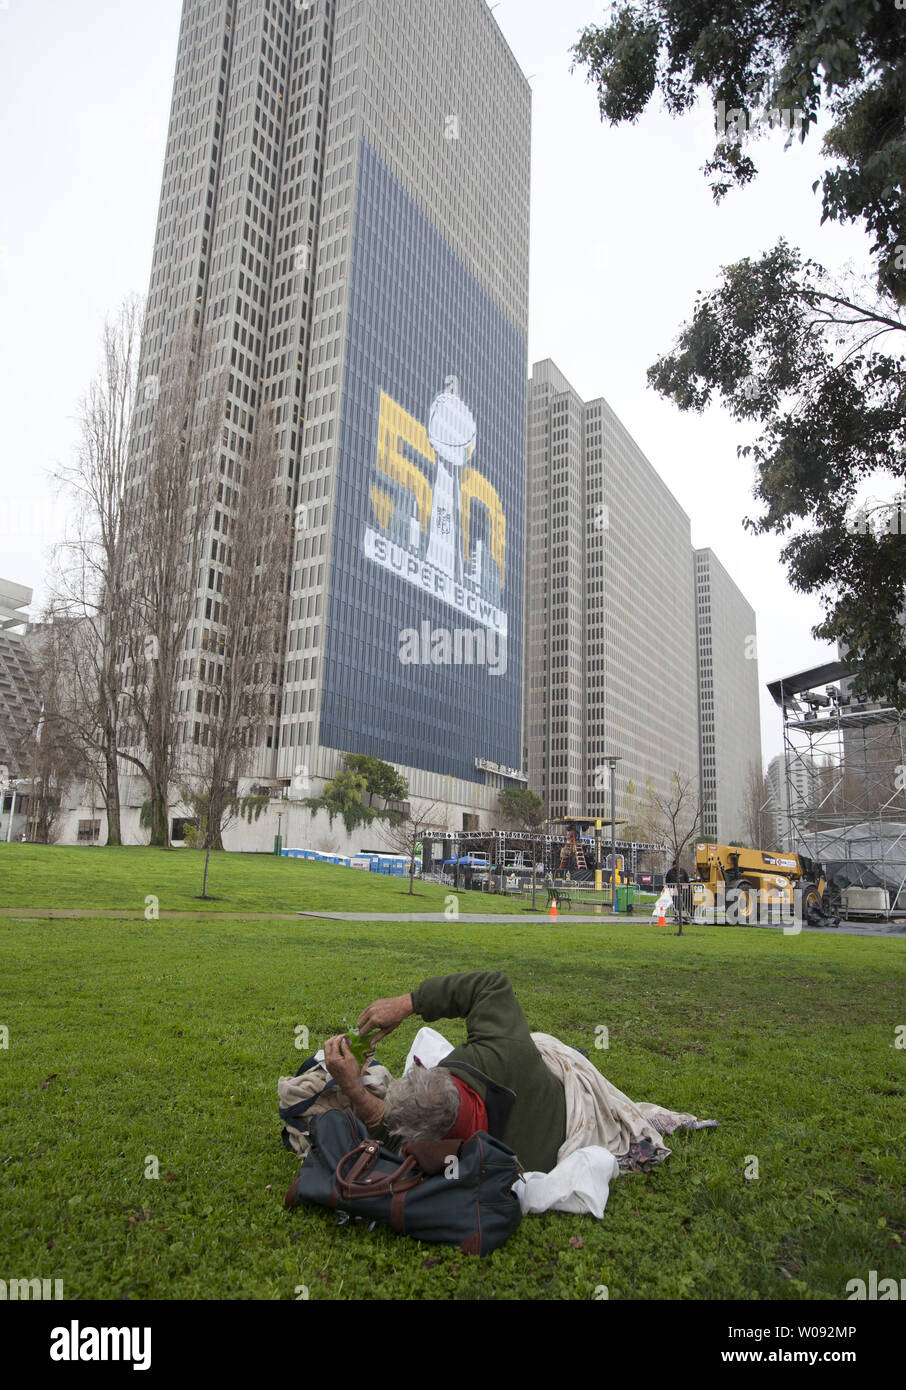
524,360,701,825
766,752,818,844
123,0,531,843
694,547,762,841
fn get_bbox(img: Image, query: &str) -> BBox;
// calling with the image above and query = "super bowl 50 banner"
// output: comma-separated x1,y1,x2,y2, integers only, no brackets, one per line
364,381,507,635
319,137,525,782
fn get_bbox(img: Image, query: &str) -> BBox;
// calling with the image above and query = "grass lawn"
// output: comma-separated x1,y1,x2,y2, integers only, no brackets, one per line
1,845,904,1301
0,842,542,915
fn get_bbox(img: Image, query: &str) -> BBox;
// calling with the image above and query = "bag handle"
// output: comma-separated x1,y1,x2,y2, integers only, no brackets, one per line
331,1142,424,1202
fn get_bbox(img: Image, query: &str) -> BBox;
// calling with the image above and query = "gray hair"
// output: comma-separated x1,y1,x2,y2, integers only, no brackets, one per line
383,1066,460,1143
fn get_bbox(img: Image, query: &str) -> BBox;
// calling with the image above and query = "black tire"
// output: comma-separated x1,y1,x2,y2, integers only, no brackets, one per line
726,878,757,924
799,880,822,918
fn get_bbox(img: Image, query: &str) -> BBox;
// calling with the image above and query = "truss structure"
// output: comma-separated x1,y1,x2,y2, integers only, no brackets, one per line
770,663,906,915
421,826,664,880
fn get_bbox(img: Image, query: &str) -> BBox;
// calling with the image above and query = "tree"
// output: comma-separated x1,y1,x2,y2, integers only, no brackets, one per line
572,1,905,299
14,655,89,845
304,767,378,836
377,798,448,896
622,777,667,879
646,772,705,936
179,789,268,899
647,244,906,703
572,4,906,702
742,760,775,849
119,322,223,847
49,297,143,844
342,755,409,808
304,756,408,836
180,403,289,852
497,787,546,909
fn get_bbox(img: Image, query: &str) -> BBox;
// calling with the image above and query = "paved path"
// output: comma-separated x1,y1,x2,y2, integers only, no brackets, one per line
0,906,613,924
297,911,906,936
297,911,618,923
1,907,903,936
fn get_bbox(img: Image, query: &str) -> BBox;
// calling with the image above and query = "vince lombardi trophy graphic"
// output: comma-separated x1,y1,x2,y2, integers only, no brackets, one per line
424,377,476,587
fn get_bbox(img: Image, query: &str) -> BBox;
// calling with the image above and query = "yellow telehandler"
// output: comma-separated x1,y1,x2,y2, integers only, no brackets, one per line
691,843,839,926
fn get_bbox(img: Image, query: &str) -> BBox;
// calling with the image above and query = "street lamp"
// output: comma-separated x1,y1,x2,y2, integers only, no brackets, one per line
604,756,621,907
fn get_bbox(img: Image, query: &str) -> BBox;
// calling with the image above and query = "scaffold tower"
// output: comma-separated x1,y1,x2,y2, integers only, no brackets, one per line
768,662,906,916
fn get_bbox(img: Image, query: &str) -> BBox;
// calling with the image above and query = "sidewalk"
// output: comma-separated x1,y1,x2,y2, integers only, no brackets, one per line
0,907,902,935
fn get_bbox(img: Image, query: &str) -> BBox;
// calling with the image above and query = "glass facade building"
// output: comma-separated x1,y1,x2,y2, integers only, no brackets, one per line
320,139,525,782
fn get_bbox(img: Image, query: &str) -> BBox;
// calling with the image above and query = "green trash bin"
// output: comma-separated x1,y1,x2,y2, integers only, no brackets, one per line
615,885,635,914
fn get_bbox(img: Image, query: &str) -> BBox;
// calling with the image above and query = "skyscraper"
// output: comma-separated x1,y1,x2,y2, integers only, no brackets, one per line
524,360,701,825
128,0,531,840
693,548,762,841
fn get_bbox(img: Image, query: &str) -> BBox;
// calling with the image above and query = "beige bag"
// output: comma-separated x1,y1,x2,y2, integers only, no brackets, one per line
278,1054,393,1158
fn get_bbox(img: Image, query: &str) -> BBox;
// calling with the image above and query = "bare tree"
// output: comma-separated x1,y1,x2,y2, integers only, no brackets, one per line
496,787,546,910
179,403,289,852
173,402,289,894
623,776,661,858
49,298,142,844
119,322,223,847
742,760,775,849
16,627,91,843
647,772,705,937
377,798,449,896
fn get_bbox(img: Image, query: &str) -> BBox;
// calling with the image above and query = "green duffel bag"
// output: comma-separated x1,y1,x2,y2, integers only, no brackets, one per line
284,1107,524,1255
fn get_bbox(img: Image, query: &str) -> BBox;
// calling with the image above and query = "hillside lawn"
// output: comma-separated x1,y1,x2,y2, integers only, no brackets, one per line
0,843,544,915
0,843,904,1300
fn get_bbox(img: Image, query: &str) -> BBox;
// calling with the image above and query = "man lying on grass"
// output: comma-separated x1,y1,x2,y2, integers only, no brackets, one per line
323,970,716,1174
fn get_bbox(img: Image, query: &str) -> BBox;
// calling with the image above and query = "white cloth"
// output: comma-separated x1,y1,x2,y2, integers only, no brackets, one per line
404,1025,454,1073
515,1147,618,1217
531,1030,716,1157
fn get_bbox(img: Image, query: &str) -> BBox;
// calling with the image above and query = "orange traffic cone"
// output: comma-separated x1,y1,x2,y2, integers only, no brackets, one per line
549,897,558,919
657,907,666,926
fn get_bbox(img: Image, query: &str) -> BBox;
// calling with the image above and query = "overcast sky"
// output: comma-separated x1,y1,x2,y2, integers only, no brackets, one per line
0,0,872,762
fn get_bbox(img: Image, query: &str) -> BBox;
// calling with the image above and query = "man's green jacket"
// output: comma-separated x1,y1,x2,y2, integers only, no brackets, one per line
374,970,567,1173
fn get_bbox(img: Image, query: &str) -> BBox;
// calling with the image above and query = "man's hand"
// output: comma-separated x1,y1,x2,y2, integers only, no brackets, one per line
323,1034,366,1089
357,993,414,1044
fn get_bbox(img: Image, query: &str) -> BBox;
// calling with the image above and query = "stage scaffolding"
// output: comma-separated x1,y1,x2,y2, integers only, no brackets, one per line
420,826,665,886
769,662,906,916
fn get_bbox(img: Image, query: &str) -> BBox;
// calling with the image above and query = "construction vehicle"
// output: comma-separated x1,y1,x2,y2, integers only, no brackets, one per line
691,843,839,926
